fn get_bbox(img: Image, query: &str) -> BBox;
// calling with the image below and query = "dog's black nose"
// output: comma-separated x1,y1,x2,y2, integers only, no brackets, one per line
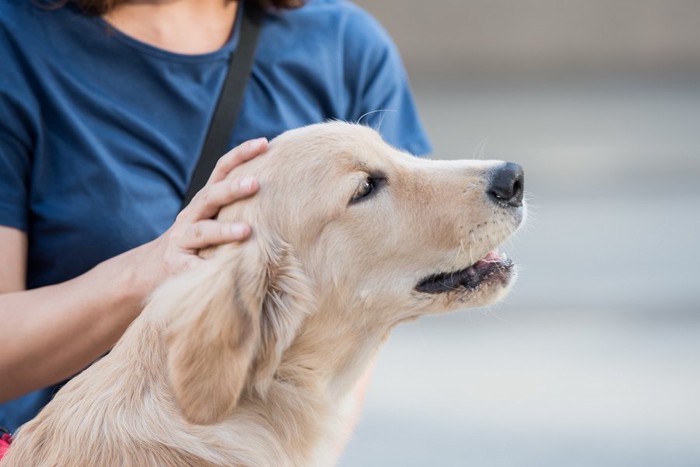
488,162,524,207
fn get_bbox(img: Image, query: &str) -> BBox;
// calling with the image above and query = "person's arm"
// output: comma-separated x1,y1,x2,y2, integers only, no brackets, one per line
0,138,267,403
341,4,432,157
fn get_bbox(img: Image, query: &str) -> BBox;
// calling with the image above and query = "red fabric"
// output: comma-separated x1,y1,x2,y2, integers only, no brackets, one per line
0,433,12,460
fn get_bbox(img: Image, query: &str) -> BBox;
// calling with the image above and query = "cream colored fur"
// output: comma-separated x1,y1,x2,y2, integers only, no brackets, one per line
1,122,525,467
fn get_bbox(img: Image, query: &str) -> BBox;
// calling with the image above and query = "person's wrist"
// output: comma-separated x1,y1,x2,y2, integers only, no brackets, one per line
105,241,158,314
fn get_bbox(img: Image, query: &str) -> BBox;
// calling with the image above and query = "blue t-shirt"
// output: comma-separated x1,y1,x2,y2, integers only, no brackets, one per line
0,0,430,430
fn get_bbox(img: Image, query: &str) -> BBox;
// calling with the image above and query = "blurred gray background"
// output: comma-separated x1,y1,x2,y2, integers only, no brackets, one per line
340,1,700,466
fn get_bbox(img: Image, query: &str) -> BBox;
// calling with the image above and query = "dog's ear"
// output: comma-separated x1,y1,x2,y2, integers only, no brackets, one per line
157,239,314,425
251,242,314,394
159,243,267,425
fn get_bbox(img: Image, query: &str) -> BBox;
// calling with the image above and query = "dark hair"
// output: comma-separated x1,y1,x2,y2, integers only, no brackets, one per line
48,0,304,15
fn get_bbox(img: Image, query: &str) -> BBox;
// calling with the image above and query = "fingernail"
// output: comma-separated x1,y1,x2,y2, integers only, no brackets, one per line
249,137,267,150
231,223,248,238
239,176,256,191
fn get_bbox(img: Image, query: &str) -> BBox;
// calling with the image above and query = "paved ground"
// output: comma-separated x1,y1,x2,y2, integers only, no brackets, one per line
338,74,700,466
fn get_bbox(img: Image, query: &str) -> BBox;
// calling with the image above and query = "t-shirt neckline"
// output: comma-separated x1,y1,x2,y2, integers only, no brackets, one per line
89,3,245,64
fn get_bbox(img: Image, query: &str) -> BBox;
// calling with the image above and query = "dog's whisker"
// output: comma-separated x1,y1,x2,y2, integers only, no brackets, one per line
481,304,509,323
471,136,490,160
469,231,476,265
451,238,467,267
356,109,397,132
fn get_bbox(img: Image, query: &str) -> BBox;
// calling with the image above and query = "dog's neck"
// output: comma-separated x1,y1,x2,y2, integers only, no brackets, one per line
244,309,389,466
277,306,390,401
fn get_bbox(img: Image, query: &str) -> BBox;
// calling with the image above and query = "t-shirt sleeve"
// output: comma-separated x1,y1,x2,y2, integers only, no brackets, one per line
341,5,432,157
0,21,34,232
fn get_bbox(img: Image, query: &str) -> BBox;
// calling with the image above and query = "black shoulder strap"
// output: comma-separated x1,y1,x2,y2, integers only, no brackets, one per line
182,2,264,208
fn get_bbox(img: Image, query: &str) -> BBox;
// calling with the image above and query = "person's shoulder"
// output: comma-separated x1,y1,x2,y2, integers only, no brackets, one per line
275,1,381,31
309,1,381,25
0,0,59,46
293,0,368,15
0,0,27,14
0,1,36,61
0,0,67,98
272,0,391,49
0,0,23,25
0,0,40,27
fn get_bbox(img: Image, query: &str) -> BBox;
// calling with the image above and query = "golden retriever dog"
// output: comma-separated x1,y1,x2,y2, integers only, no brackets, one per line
1,122,525,467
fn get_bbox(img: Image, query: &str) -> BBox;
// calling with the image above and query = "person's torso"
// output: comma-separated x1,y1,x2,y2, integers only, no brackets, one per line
0,0,431,431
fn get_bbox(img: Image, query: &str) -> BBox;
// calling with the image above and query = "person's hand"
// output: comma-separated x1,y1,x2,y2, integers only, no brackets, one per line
134,137,267,297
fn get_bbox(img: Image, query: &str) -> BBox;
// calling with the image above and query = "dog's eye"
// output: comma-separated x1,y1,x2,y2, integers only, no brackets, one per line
351,177,377,203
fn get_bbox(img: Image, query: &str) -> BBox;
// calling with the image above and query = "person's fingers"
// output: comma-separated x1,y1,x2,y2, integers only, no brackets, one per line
208,137,268,184
179,220,252,250
179,175,258,222
176,138,265,223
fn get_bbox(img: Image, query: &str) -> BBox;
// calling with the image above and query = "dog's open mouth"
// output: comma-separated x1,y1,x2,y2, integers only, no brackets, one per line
415,250,514,294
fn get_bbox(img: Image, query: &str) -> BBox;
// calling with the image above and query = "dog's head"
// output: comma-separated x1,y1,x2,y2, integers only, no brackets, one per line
156,122,525,424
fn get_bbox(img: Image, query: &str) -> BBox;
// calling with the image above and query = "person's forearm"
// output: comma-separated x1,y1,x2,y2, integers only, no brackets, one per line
0,140,266,403
0,246,148,402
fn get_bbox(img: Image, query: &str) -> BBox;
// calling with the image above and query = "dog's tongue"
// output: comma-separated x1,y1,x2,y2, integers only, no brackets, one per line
477,250,506,266
481,250,503,263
